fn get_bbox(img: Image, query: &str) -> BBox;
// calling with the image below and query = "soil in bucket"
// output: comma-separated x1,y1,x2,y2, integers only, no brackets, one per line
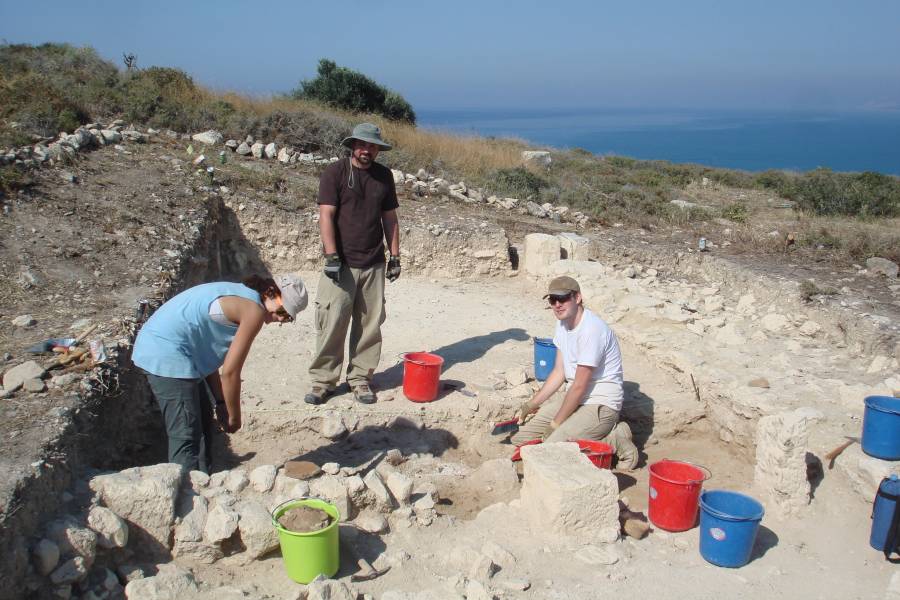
272,499,340,584
278,505,333,533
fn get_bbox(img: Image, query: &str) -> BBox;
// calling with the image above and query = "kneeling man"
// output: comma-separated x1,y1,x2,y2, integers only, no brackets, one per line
512,276,638,470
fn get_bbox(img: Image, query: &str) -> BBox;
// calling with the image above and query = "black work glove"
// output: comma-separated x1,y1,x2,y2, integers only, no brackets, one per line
386,256,401,282
324,253,342,283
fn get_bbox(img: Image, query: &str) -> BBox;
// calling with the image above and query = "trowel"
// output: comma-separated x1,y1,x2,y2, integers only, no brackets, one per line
491,418,519,435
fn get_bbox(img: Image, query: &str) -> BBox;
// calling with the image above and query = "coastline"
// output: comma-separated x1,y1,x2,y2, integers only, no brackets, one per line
417,107,900,175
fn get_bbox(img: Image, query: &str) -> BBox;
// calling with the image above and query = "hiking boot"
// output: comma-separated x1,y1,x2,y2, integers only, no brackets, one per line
610,421,639,471
351,383,376,405
304,386,331,405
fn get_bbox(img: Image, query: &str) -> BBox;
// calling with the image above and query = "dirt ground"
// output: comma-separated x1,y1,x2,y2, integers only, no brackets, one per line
211,275,892,600
1,136,898,599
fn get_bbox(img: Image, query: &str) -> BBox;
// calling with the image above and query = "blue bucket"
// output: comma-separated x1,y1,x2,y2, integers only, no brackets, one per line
698,490,765,568
533,337,556,381
862,396,900,460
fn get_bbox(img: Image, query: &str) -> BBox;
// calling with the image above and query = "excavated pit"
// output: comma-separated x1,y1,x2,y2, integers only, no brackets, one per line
4,170,898,599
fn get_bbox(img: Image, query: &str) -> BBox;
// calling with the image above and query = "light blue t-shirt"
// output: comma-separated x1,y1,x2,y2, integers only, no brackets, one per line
132,282,262,378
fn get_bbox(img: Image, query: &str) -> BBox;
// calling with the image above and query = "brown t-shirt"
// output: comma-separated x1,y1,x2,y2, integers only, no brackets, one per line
317,158,399,268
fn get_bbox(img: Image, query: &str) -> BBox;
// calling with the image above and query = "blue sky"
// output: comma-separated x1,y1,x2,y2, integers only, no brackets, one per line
2,0,898,111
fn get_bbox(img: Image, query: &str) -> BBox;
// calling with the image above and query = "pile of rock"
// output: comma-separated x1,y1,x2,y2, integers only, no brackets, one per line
213,132,336,166
26,452,441,598
0,120,148,167
389,163,591,228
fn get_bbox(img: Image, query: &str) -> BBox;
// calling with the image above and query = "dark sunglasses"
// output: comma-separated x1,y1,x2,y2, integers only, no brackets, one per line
547,292,574,305
274,307,293,322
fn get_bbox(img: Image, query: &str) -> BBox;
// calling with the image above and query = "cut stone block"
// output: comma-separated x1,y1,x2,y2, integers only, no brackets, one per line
523,233,561,277
754,407,822,517
520,442,619,542
89,463,182,552
557,232,591,261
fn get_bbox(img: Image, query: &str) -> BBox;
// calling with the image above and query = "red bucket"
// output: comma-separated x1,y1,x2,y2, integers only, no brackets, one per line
648,460,711,532
510,439,542,462
575,440,614,469
401,352,444,402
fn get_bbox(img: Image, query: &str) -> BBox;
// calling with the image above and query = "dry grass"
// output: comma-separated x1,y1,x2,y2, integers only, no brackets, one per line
372,118,528,181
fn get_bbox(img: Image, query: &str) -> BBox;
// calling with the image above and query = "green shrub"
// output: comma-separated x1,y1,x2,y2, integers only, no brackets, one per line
721,202,750,223
490,167,549,198
292,59,416,124
782,168,900,217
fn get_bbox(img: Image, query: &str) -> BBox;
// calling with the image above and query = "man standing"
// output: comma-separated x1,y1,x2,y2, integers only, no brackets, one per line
511,276,638,470
305,123,401,405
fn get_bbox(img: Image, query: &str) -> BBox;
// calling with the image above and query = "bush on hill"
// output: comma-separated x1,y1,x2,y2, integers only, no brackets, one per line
292,59,416,124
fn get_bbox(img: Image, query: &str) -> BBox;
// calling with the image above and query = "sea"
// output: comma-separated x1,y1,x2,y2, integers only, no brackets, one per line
416,108,900,176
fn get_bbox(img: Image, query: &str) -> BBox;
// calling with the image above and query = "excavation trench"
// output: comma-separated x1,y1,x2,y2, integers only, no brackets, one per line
4,193,892,599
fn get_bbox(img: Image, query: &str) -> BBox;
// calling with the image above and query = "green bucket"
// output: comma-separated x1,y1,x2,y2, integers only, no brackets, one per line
271,498,340,584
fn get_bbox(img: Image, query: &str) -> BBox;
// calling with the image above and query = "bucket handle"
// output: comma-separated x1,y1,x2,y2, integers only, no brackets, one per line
657,459,712,485
270,496,328,527
398,352,433,366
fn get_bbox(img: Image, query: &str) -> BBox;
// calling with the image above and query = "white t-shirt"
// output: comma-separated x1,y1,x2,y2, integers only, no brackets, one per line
553,308,624,411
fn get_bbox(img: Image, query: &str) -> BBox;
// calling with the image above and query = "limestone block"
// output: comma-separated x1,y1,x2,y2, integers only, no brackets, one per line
557,232,590,261
192,130,223,145
204,504,239,543
123,563,198,599
250,142,265,158
50,557,88,585
224,469,249,493
523,233,560,276
345,474,366,505
386,471,413,505
235,500,280,561
89,463,182,551
520,442,619,542
33,538,60,576
311,475,352,520
354,511,389,534
306,578,356,600
172,540,223,564
835,444,900,502
754,408,823,517
249,465,277,492
264,142,277,159
364,470,394,511
174,494,208,543
46,517,97,564
277,147,292,163
321,411,348,439
236,142,251,155
87,506,128,548
2,360,46,391
188,470,210,489
866,257,898,278
522,150,551,168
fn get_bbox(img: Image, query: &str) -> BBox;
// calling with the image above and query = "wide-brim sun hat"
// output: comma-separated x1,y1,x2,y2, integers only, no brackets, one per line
275,273,308,319
341,122,392,151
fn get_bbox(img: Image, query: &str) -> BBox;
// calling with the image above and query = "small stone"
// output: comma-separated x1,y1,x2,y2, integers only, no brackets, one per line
322,412,348,439
284,460,321,480
748,377,770,388
321,462,341,475
33,538,60,576
354,511,389,534
575,545,620,565
224,469,249,493
386,472,413,505
87,506,128,548
385,449,405,466
498,578,531,591
24,378,46,392
50,557,88,585
12,314,36,327
249,465,277,492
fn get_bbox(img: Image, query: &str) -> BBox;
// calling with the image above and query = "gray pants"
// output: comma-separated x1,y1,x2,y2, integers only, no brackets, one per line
308,263,386,388
145,372,214,473
511,392,619,446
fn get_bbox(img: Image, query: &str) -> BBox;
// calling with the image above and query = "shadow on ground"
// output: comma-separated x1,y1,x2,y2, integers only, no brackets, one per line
372,328,530,391
290,424,460,471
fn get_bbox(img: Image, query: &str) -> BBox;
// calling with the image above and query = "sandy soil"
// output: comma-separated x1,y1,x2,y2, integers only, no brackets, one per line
200,274,896,600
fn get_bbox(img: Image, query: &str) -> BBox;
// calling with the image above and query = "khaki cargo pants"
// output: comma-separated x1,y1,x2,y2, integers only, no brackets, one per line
510,392,619,445
308,263,386,389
